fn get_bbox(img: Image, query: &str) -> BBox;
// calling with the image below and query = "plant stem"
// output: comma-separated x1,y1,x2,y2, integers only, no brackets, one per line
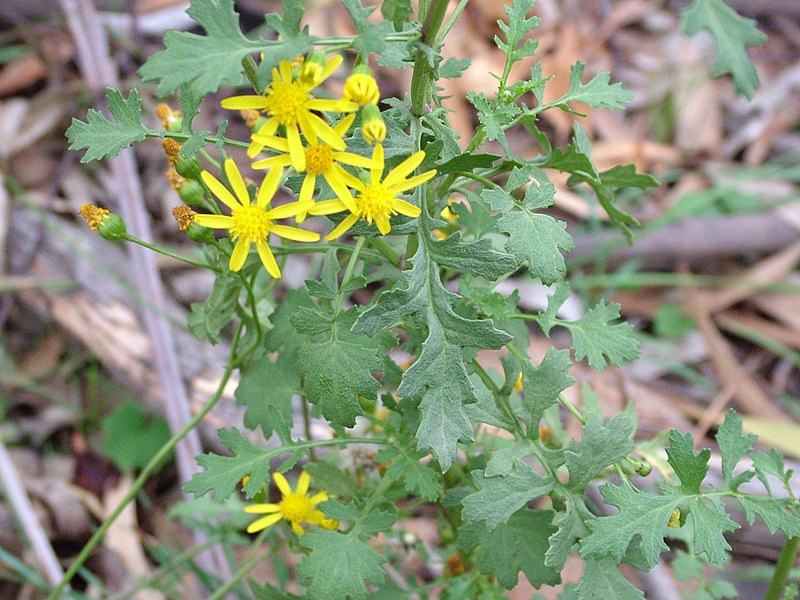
410,0,449,117
125,235,221,272
765,537,800,600
48,324,245,599
334,235,367,318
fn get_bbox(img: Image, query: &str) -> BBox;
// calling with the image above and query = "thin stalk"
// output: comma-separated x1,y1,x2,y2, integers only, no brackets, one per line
765,537,800,600
435,0,470,45
334,236,367,319
48,323,246,600
208,552,267,600
126,235,221,272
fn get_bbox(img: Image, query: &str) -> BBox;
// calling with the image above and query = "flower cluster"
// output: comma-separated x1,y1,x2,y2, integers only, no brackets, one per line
244,471,337,536
184,55,436,276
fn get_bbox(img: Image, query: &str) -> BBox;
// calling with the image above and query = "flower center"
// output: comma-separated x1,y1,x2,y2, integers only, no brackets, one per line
279,492,314,523
263,81,310,126
356,184,395,224
230,204,271,242
304,144,334,175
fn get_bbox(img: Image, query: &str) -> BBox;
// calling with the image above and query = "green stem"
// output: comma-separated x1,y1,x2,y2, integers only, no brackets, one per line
208,552,266,600
155,131,250,150
558,393,587,426
125,235,221,272
470,359,526,440
48,325,245,599
435,0,470,46
765,537,800,600
334,236,367,318
410,0,449,117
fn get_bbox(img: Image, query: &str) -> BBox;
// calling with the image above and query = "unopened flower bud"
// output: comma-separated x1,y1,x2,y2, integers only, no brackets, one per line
162,138,182,165
155,103,182,132
80,204,127,240
299,51,327,86
177,179,206,205
344,66,380,106
240,109,261,128
360,104,386,144
175,154,202,180
172,205,213,242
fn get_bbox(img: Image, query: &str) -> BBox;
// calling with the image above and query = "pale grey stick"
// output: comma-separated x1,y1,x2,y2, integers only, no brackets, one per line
0,440,64,586
59,0,231,585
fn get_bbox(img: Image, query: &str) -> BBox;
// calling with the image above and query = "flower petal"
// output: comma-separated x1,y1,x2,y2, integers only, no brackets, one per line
256,239,281,279
251,155,293,171
229,239,251,271
334,114,356,136
392,198,422,217
248,118,280,158
332,151,379,169
330,163,365,191
309,491,329,504
201,171,240,211
278,60,293,82
308,98,357,113
250,135,289,152
193,214,233,229
244,503,281,514
325,213,360,240
297,472,311,495
320,55,343,83
376,214,391,235
308,199,347,216
268,201,315,220
221,95,268,110
224,159,250,206
370,144,384,183
305,113,346,151
271,225,321,242
257,167,283,209
299,174,316,204
291,521,305,536
382,150,427,188
325,172,358,214
387,169,437,194
246,512,283,534
286,124,306,171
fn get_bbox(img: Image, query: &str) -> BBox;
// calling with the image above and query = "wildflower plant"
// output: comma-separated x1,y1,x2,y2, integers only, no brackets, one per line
61,1,798,599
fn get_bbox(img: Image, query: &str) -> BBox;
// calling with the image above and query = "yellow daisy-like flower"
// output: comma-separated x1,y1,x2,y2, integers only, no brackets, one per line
251,114,377,221
343,71,380,106
244,471,337,536
194,159,320,277
220,56,358,168
309,144,436,239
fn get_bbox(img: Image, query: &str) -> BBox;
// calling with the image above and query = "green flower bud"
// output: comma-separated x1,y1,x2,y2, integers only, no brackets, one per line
97,213,128,241
177,180,205,205
175,155,202,180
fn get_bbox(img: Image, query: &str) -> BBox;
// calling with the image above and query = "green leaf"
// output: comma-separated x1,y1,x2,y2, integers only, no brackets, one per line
680,0,767,99
460,509,560,589
101,402,170,471
235,353,296,442
653,303,696,339
467,92,522,141
185,428,272,502
462,462,553,530
563,301,640,370
428,233,516,280
736,496,800,537
520,348,574,428
187,269,239,344
581,483,677,568
685,498,738,565
436,152,500,176
565,414,635,491
66,88,148,163
265,0,305,38
576,557,645,600
303,458,358,498
298,338,382,428
354,241,511,470
716,410,757,491
297,529,385,600
495,0,539,65
139,0,261,95
376,445,441,501
381,0,413,29
481,167,573,284
484,441,533,478
666,430,710,494
545,503,589,570
342,0,393,56
439,57,471,79
550,62,633,114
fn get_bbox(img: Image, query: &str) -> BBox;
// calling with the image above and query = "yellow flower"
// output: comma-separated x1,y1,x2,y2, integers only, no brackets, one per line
360,104,386,145
244,471,337,536
79,204,109,230
220,57,358,168
194,159,320,277
343,68,380,106
310,144,436,238
251,114,376,221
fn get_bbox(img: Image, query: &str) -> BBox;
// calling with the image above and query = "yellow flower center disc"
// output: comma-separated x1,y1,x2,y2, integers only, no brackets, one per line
264,81,309,126
304,144,335,175
357,184,395,223
230,204,271,242
279,492,314,523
